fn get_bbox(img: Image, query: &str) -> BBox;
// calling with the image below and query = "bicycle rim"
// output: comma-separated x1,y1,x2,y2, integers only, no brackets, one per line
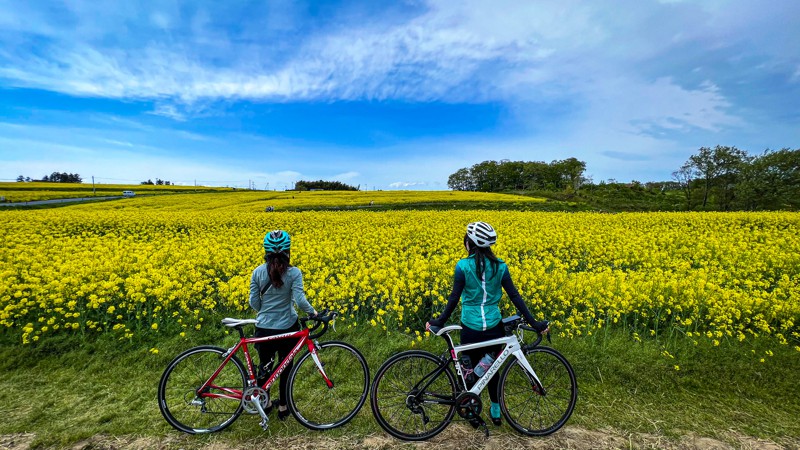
158,346,246,434
287,341,370,430
370,350,457,441
499,346,577,436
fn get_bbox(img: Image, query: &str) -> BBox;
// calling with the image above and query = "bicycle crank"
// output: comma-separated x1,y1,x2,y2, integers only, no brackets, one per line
243,387,271,430
455,392,482,420
242,387,270,414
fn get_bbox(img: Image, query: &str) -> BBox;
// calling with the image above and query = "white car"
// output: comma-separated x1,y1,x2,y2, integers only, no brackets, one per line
122,190,136,197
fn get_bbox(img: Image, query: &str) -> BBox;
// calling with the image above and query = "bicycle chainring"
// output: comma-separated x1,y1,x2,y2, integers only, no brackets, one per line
242,387,270,415
455,392,482,420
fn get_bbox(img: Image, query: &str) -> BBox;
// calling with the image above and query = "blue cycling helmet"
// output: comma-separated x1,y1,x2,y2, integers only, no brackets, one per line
263,230,291,253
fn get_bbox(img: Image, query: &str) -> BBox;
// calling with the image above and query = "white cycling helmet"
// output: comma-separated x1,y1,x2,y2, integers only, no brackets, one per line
466,221,497,248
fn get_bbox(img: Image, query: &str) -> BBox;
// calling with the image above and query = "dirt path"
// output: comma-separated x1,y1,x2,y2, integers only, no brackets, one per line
2,425,795,450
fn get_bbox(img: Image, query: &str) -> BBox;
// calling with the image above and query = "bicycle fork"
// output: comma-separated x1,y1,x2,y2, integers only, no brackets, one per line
310,344,334,388
513,350,546,395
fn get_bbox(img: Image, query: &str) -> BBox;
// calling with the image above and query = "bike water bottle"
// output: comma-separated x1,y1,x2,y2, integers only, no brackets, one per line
473,353,495,377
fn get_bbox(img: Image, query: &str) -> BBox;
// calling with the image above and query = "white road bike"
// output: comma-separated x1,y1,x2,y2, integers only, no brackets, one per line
370,315,577,440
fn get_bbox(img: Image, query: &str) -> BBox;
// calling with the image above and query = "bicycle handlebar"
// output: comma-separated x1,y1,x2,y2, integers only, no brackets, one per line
427,317,551,348
299,309,339,340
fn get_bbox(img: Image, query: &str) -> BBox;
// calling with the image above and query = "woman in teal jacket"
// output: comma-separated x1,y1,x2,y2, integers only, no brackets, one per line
249,230,317,420
427,221,549,426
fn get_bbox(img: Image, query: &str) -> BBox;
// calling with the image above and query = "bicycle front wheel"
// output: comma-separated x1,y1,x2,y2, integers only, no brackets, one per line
498,346,577,436
287,341,370,430
370,350,457,441
157,346,247,434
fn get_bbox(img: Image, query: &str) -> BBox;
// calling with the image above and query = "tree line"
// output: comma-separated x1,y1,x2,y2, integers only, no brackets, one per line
141,178,173,185
447,158,587,192
16,173,177,186
672,146,799,211
447,146,799,211
294,180,358,191
16,172,82,183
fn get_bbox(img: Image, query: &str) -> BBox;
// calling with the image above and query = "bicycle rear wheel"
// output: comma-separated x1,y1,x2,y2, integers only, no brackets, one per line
287,341,370,430
158,345,247,434
370,350,457,441
498,346,577,436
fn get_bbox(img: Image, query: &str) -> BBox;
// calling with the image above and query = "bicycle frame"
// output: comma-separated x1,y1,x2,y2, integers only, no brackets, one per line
418,326,543,400
197,327,333,402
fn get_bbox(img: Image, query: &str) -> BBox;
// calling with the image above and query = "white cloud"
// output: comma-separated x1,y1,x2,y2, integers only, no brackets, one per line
100,139,134,147
586,77,743,135
389,181,427,188
150,104,187,121
0,1,554,104
0,0,789,127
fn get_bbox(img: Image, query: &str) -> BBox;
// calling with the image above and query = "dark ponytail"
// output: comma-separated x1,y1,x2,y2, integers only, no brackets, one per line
464,234,500,280
265,251,291,288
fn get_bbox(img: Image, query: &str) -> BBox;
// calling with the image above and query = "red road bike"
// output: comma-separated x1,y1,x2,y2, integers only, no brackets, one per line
158,311,369,433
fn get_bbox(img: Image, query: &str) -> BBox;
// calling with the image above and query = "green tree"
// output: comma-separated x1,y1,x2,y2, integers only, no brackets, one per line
672,162,696,210
447,158,587,193
552,157,587,192
737,148,800,210
447,168,474,191
294,180,358,191
687,146,747,209
688,147,716,208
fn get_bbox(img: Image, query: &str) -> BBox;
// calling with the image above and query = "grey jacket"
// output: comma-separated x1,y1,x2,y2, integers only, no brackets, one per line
249,265,315,329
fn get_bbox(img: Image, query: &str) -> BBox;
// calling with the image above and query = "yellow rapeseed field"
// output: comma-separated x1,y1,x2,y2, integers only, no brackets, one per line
1,192,798,353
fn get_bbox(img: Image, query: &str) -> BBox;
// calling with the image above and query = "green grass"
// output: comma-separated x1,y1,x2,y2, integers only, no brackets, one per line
1,325,798,449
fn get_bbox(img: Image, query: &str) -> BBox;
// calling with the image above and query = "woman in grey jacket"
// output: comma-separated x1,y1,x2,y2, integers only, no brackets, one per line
249,229,317,420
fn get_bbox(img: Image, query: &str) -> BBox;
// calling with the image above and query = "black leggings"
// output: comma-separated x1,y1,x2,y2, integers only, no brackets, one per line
255,320,301,407
461,321,504,404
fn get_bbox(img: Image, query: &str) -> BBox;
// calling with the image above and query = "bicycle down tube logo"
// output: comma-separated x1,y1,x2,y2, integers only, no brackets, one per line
473,347,512,391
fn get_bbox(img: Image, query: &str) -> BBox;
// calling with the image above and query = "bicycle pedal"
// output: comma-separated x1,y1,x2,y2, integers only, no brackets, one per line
260,417,269,430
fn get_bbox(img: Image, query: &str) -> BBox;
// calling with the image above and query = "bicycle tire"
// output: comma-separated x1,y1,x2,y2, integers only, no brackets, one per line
286,341,370,430
158,345,247,434
370,350,457,441
498,346,577,436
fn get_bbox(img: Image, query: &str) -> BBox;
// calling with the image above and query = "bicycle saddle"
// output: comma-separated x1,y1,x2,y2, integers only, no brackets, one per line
429,324,462,336
221,318,258,327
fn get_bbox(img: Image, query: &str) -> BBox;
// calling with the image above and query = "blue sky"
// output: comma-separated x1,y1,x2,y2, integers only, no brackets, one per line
1,0,798,189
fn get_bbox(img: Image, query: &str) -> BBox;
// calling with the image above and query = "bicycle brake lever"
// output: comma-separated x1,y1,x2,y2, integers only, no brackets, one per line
547,332,552,344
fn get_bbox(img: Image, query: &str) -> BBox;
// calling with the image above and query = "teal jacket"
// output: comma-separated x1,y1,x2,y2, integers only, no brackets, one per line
457,255,506,330
249,265,315,330
430,254,537,331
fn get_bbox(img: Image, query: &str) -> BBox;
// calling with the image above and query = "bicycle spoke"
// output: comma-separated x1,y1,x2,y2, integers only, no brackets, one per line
370,351,457,441
288,342,369,430
158,347,245,434
499,347,577,436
